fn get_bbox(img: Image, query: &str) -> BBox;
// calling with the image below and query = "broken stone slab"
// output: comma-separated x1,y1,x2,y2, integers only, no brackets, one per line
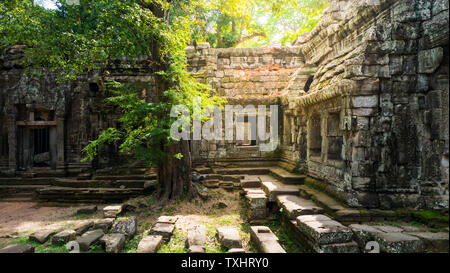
0,244,35,253
99,233,126,253
216,227,242,249
349,224,383,247
157,216,179,225
228,248,246,253
103,205,123,218
29,227,61,244
314,241,360,253
111,217,137,240
52,230,77,244
261,181,300,202
296,215,353,245
188,245,206,253
93,218,115,233
76,205,97,214
245,193,267,209
276,195,323,219
76,229,105,252
73,220,94,235
374,232,424,253
150,223,175,241
247,208,267,221
185,225,207,249
406,232,449,253
250,226,286,253
137,235,163,253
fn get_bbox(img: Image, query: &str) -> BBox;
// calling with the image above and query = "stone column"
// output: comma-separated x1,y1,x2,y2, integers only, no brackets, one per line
55,116,65,173
7,114,16,173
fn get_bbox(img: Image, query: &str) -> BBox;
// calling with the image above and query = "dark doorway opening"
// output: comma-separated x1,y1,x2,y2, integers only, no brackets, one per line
33,128,50,167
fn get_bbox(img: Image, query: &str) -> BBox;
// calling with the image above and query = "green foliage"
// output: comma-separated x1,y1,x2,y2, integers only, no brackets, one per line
0,0,224,167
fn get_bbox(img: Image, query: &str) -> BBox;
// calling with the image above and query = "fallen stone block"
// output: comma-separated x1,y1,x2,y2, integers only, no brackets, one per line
261,181,299,202
0,244,35,253
76,229,105,252
216,227,242,249
103,205,123,218
29,227,61,244
150,223,175,241
76,206,97,214
374,232,424,253
157,216,178,225
137,235,163,253
99,233,126,253
73,220,94,235
228,248,246,253
93,218,115,233
111,217,137,240
52,230,77,244
188,245,206,253
250,226,286,253
246,193,267,209
405,232,449,253
185,225,207,249
296,215,353,245
277,195,323,219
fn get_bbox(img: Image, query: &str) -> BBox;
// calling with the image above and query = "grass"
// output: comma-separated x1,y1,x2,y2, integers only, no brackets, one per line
158,229,186,253
412,210,449,228
121,234,143,253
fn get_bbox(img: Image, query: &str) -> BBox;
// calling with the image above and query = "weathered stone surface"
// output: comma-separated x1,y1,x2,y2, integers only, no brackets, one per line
150,223,175,241
29,228,60,244
99,233,126,253
315,241,360,253
372,225,404,233
103,205,123,218
73,220,94,235
52,230,77,244
276,195,323,219
157,216,178,225
111,217,137,239
76,206,97,214
296,215,353,245
245,193,267,209
188,245,206,253
349,224,383,246
137,235,163,253
216,227,242,249
374,232,424,253
261,181,300,202
185,225,207,249
406,232,449,252
250,226,286,253
228,248,246,253
76,229,105,251
93,218,115,233
0,244,35,253
418,47,444,73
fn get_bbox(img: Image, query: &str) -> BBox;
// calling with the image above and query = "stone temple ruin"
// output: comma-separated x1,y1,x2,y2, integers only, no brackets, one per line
0,0,448,253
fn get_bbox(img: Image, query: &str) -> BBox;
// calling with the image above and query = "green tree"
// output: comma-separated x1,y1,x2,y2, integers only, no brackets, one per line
0,0,223,200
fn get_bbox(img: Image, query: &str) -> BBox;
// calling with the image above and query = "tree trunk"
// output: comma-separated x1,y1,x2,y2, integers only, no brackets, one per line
157,140,194,201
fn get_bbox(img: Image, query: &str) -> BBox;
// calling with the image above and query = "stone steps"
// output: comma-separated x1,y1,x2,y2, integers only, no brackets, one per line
269,167,305,185
92,174,156,181
276,195,324,220
37,186,145,203
53,178,156,189
260,181,300,202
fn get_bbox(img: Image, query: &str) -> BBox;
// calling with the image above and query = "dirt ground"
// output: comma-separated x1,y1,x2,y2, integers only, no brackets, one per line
0,188,257,252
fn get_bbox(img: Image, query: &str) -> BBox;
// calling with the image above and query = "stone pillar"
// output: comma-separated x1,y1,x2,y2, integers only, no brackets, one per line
55,116,65,173
7,114,16,173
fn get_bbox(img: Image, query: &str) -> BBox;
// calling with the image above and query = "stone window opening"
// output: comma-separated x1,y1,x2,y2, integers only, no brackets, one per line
308,115,322,157
327,112,343,161
239,115,257,146
89,82,99,97
0,133,8,157
304,75,314,92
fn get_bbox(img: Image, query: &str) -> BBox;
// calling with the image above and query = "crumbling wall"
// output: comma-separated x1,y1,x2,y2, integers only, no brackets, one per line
281,0,449,209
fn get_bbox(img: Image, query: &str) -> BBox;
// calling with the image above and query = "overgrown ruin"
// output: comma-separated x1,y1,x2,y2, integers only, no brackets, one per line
0,0,449,254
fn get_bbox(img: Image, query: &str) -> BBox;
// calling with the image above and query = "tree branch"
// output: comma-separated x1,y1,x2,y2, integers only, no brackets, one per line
233,32,266,47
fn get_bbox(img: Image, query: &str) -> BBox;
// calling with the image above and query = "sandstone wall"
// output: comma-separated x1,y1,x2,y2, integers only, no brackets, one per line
281,0,449,209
